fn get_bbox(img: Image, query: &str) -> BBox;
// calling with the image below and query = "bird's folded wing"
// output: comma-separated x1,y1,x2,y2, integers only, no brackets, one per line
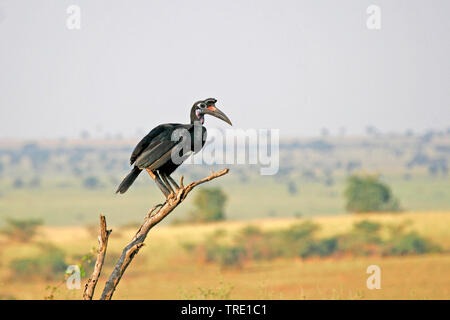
130,125,165,165
135,140,178,170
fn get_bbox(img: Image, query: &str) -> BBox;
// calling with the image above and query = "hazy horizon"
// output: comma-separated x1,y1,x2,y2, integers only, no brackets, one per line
1,1,449,140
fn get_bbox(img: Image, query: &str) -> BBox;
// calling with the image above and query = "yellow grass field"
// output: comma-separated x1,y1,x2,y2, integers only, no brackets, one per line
1,211,450,300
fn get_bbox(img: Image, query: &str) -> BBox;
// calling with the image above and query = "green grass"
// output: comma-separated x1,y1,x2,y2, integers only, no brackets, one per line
0,172,449,226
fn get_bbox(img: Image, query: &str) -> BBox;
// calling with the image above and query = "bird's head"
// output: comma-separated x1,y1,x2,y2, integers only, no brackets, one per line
190,98,232,126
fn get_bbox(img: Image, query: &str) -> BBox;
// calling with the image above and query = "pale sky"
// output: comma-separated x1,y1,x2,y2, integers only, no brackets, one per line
0,0,449,139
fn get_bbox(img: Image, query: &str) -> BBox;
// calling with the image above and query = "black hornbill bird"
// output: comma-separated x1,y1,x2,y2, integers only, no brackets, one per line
116,98,232,198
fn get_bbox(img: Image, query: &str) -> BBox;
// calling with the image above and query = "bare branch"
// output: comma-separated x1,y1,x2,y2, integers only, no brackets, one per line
83,215,111,300
99,168,229,300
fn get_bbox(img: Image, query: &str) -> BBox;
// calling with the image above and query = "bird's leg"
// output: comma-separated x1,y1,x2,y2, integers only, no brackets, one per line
165,174,180,191
161,173,175,197
155,173,171,199
146,169,170,198
146,168,156,179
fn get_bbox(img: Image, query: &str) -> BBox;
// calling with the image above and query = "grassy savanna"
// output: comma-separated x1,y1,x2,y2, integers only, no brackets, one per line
0,172,449,226
0,135,448,299
1,134,449,226
0,211,449,300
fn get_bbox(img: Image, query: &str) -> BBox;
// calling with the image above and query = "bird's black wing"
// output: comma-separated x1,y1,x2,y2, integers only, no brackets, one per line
134,123,193,170
130,125,166,165
135,139,178,170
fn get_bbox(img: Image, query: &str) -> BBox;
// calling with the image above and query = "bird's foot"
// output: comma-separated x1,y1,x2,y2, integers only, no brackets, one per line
166,191,176,202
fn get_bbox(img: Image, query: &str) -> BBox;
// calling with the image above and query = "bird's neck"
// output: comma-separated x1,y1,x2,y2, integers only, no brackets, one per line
190,108,204,125
191,120,204,127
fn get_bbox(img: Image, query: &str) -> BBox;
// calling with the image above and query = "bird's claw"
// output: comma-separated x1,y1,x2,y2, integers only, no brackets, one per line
166,192,175,201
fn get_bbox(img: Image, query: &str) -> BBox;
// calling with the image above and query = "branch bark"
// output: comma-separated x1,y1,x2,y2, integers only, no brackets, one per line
83,215,111,300
93,168,229,300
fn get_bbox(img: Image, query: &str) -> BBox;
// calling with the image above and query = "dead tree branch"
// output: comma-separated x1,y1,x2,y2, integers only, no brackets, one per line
87,168,229,300
83,215,111,300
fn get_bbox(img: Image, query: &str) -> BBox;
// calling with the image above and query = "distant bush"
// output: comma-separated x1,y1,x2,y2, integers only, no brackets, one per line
234,226,275,260
70,248,119,277
344,175,400,213
29,176,41,188
207,245,245,268
183,220,442,267
383,221,442,256
12,178,24,189
180,281,234,299
428,158,448,177
287,181,297,195
320,237,340,256
324,175,335,187
83,176,101,189
9,243,67,280
346,161,361,174
382,230,441,256
184,221,326,267
0,217,43,242
336,220,383,256
195,229,245,268
188,188,227,223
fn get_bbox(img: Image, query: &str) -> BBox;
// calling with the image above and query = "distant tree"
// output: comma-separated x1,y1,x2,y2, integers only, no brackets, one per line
323,169,334,186
324,175,335,187
80,130,90,140
9,243,67,280
435,144,450,154
420,130,434,144
189,188,227,222
12,178,24,189
346,161,361,174
268,210,277,217
287,181,297,195
405,129,414,137
365,126,380,137
407,152,429,168
344,175,400,213
320,128,330,137
234,168,249,183
72,166,83,177
83,176,101,189
22,144,50,169
1,217,43,242
428,159,448,176
29,176,41,188
306,140,334,152
302,169,316,181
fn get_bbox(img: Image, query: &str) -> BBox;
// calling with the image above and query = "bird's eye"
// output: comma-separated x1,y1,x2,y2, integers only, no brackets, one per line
200,103,206,108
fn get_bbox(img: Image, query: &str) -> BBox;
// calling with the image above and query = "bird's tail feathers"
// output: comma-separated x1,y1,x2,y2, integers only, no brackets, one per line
116,166,142,194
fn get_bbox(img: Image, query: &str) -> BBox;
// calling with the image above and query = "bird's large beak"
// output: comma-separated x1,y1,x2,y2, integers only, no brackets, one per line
203,106,232,126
